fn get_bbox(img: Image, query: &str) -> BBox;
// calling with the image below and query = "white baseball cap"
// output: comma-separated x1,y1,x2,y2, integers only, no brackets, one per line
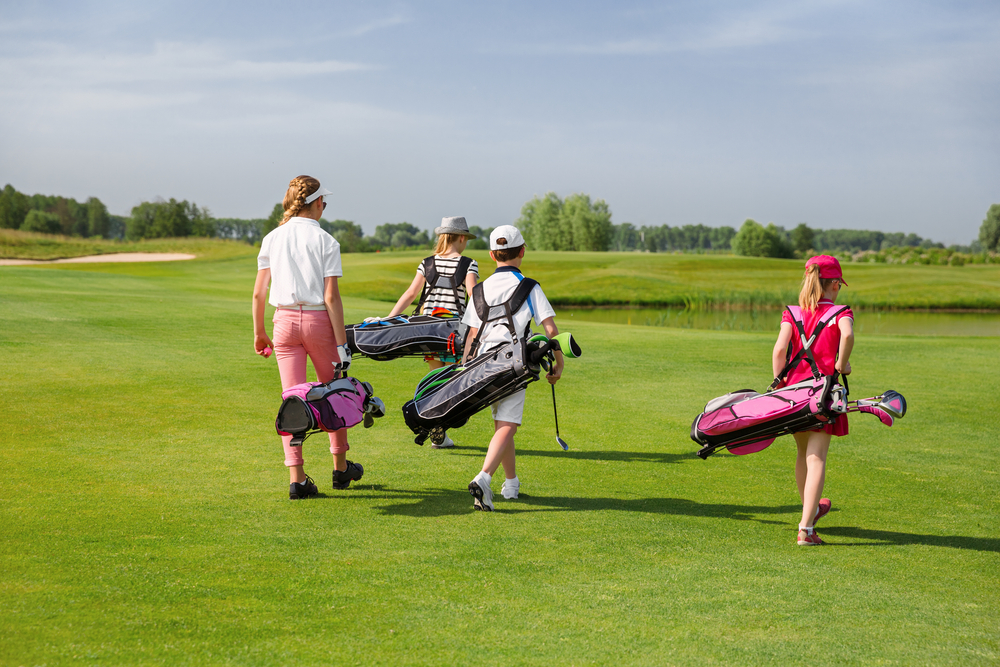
304,185,334,204
489,225,525,251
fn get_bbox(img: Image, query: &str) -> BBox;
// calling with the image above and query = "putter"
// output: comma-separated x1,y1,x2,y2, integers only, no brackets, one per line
551,383,569,451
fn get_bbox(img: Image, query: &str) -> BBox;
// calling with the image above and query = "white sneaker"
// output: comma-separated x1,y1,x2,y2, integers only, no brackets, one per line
468,474,494,511
431,434,455,449
500,477,520,499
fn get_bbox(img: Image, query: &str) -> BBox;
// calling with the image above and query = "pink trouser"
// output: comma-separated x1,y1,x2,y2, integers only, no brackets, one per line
273,309,348,466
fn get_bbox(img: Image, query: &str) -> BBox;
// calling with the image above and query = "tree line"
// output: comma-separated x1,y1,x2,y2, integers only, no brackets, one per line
5,183,996,256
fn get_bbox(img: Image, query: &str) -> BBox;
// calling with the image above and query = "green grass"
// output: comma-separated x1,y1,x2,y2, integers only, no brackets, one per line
330,249,1000,310
0,228,254,261
1,255,998,665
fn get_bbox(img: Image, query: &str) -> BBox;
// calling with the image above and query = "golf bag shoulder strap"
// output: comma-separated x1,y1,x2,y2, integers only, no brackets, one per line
414,255,475,316
767,304,850,391
469,277,539,355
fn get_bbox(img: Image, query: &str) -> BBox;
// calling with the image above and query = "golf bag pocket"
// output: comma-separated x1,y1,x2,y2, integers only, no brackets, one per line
276,377,385,446
692,376,841,459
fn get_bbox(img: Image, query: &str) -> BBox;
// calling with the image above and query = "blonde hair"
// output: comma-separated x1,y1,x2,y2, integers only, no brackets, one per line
798,264,837,311
434,233,465,255
280,175,320,225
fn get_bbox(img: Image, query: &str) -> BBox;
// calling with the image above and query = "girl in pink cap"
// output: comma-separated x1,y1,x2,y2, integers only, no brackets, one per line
772,255,854,545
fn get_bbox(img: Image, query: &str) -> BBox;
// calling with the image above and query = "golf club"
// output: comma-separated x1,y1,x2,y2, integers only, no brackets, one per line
552,383,568,450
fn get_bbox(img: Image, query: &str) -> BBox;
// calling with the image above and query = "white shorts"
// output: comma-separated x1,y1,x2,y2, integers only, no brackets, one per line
491,389,526,425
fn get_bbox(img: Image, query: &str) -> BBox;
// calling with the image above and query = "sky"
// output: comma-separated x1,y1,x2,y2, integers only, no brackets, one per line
1,0,997,244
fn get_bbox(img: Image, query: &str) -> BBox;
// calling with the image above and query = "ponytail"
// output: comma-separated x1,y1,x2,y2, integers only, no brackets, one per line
280,175,320,225
798,264,836,311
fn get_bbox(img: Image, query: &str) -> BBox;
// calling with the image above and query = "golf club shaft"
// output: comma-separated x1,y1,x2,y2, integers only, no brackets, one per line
551,383,560,436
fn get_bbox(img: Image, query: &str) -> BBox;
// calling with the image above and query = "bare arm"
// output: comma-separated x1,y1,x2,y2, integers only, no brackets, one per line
324,276,347,347
388,273,426,317
772,321,793,379
464,270,478,297
252,269,273,355
461,326,478,364
835,317,854,375
541,316,564,384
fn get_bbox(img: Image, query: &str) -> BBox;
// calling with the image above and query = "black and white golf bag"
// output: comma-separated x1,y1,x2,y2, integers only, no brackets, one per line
344,256,474,361
401,277,556,445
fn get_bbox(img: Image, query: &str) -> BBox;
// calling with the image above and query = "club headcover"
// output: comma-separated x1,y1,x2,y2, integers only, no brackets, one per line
552,332,582,358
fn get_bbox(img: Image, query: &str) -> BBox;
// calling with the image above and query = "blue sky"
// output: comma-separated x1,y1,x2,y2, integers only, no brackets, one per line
1,1,997,243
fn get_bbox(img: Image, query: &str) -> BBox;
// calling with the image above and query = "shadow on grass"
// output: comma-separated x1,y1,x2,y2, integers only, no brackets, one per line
442,446,695,465
345,487,1000,553
819,526,1000,553
354,485,796,524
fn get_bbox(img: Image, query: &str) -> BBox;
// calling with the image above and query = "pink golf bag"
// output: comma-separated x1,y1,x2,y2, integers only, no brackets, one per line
691,304,907,459
275,377,386,447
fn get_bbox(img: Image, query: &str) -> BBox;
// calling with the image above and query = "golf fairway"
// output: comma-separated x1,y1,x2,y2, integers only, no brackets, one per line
1,253,997,666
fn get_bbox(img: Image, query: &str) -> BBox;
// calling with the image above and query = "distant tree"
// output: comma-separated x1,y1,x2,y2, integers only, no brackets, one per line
791,223,815,254
20,210,62,234
320,219,371,252
126,199,211,240
467,225,493,250
517,192,565,250
731,219,793,258
264,204,283,235
0,184,31,229
517,192,612,251
373,222,430,249
87,198,110,238
612,223,640,251
213,218,265,244
979,204,1000,252
561,194,612,251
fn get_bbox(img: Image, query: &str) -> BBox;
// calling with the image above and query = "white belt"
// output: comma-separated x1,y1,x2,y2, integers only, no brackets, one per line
276,304,327,311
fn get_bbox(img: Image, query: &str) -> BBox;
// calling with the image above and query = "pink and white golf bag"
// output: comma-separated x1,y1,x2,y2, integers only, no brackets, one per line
691,304,906,459
275,377,386,447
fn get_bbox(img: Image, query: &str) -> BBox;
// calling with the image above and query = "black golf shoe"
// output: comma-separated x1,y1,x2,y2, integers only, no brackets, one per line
289,475,319,500
332,461,364,489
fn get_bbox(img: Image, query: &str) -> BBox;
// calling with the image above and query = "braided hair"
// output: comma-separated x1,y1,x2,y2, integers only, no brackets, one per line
280,175,321,225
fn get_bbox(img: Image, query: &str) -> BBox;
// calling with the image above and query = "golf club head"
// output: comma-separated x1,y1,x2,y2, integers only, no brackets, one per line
556,435,569,451
878,390,907,418
858,404,894,427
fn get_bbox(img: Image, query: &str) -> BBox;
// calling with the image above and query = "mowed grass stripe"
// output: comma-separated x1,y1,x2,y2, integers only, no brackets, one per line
1,257,998,665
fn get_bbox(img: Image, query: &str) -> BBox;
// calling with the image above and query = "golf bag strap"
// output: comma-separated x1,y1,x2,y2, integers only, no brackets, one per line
414,256,474,316
469,277,539,356
767,305,849,391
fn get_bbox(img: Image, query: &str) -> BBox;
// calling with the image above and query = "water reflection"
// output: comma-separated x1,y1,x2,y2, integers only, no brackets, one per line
557,307,1000,337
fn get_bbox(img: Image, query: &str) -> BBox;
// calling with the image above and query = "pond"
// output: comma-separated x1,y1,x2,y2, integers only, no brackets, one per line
555,307,1000,336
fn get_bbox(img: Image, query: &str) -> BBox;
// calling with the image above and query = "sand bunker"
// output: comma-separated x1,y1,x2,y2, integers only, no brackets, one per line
0,253,196,266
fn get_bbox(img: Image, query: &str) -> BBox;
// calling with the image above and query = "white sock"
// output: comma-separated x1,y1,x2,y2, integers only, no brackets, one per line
476,471,492,485
505,476,519,486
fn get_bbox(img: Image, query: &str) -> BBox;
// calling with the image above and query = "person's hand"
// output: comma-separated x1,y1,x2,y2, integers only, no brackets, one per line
546,360,563,385
363,316,386,324
836,360,852,375
254,333,274,357
335,344,352,374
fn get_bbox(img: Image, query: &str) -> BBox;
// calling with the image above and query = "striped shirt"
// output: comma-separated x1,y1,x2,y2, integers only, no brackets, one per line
416,255,479,315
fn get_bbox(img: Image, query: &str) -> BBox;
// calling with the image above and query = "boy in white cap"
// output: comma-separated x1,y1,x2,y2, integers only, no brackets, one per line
461,225,564,511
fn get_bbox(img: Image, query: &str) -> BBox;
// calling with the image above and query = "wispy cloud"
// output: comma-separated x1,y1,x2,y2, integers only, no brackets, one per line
346,13,412,37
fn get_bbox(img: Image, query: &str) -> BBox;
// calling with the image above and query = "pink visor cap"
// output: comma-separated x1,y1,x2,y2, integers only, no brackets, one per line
805,255,848,285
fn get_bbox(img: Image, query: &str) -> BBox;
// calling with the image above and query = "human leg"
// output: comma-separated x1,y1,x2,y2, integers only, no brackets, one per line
273,311,310,485
797,430,831,544
482,422,518,476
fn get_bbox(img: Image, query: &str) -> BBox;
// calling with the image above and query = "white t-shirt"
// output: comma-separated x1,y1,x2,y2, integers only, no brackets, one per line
257,217,343,307
461,268,556,355
416,255,479,315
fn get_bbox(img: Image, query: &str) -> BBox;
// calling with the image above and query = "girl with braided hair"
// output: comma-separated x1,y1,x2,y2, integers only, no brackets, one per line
252,175,363,499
